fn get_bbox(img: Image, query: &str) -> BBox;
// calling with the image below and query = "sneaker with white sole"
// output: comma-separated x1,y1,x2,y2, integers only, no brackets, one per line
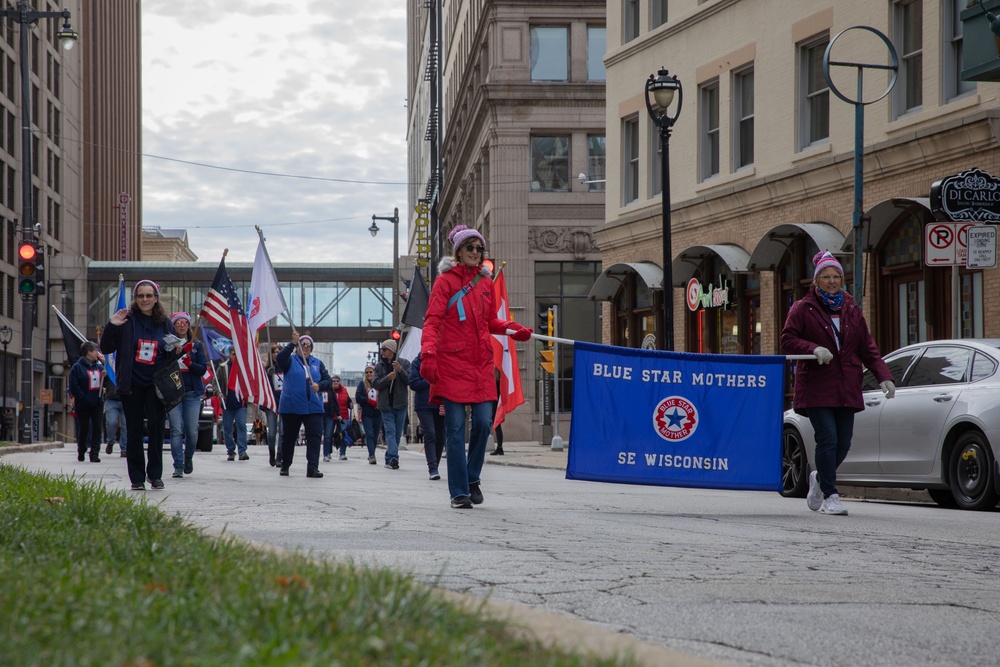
322,455,332,463
806,470,823,511
819,493,848,515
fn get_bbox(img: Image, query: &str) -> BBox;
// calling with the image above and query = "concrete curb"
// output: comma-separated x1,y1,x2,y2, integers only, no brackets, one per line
0,441,65,457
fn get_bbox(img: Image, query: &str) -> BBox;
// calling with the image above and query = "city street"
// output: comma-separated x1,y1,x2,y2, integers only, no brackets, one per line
5,443,999,667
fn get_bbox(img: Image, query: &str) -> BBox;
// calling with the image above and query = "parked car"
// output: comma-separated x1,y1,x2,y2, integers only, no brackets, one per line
781,338,1000,511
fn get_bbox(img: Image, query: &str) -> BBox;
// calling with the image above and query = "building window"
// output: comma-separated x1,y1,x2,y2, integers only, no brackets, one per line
699,79,720,181
623,0,639,43
944,0,975,101
530,136,570,192
587,135,606,192
893,0,923,116
649,119,662,197
530,27,568,81
733,66,754,169
798,35,829,149
587,27,606,81
622,116,639,204
651,0,668,29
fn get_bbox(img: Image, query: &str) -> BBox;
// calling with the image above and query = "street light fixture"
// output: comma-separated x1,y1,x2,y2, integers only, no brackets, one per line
370,207,400,328
645,68,683,351
0,325,11,441
0,1,80,443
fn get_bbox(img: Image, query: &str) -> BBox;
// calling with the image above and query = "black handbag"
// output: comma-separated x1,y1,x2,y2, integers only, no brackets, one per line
152,361,185,410
347,419,363,441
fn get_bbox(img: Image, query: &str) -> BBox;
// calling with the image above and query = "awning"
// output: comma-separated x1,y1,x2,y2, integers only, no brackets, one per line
748,223,847,271
841,197,936,251
588,261,663,302
671,244,751,287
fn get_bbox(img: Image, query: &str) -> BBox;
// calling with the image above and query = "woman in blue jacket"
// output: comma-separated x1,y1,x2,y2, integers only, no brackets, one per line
166,312,208,478
277,332,332,478
99,279,176,491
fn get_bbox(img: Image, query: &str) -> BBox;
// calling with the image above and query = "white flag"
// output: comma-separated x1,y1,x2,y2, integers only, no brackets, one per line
247,232,288,332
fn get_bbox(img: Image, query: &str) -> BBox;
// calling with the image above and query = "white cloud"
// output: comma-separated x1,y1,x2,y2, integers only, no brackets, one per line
142,0,410,371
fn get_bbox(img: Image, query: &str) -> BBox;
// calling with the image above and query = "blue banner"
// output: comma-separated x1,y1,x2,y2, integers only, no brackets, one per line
567,342,785,492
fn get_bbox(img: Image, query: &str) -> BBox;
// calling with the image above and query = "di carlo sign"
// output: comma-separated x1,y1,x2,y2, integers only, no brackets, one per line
931,168,1000,224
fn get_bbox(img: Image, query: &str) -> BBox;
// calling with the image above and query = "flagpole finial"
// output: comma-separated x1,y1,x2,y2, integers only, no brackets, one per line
223,248,229,258
118,273,124,281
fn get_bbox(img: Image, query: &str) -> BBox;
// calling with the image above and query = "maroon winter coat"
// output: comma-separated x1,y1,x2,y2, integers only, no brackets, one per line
780,287,892,415
421,257,515,405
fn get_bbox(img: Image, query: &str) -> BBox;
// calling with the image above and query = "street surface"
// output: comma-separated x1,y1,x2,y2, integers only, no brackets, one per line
4,443,999,667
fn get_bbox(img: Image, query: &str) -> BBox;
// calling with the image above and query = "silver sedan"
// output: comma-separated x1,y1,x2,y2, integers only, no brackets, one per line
781,338,1000,510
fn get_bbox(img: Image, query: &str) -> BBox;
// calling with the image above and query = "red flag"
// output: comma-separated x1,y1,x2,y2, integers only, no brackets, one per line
490,270,524,429
200,258,277,412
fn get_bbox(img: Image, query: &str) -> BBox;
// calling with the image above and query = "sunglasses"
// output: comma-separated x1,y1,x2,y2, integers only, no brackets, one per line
463,244,484,254
135,293,156,299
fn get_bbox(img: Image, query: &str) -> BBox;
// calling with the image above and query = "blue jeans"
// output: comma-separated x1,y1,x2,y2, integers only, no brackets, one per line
415,408,444,474
222,404,248,455
169,391,202,472
444,399,491,500
323,414,342,457
105,399,127,453
265,406,282,458
807,407,855,498
380,407,407,464
362,412,382,458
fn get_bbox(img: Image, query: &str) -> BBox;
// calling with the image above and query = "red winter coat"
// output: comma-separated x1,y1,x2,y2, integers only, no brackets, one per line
780,287,892,414
420,258,514,405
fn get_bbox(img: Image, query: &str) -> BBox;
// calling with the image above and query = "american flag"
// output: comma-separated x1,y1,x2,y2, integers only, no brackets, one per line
200,258,276,411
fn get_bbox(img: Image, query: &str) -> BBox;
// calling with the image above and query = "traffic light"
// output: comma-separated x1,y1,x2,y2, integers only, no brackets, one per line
538,307,554,341
17,242,38,296
390,329,401,342
539,349,554,374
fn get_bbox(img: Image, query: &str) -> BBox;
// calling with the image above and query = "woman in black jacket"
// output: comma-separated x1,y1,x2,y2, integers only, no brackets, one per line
99,280,176,491
354,365,383,465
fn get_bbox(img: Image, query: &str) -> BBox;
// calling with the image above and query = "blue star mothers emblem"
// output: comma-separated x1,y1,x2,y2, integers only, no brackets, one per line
666,408,685,429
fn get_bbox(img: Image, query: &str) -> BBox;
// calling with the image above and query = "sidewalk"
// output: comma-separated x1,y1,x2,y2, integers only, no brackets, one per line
482,439,568,470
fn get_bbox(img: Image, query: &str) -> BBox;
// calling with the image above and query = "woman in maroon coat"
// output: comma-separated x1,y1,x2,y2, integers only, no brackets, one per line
420,225,532,509
780,251,895,516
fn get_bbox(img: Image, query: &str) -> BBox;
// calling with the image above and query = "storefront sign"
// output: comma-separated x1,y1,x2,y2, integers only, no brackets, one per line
930,168,1000,223
685,276,731,312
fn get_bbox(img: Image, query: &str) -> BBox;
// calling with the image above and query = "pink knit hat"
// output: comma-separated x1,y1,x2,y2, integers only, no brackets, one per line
813,251,844,279
171,312,191,325
449,225,486,252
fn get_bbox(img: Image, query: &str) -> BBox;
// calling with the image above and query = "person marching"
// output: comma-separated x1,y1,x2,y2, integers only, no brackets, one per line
68,341,104,463
217,347,249,461
373,339,410,469
166,312,208,477
276,332,332,478
99,279,176,490
265,344,284,466
409,353,445,480
102,372,127,457
325,375,353,461
419,225,533,508
780,251,895,516
354,365,382,465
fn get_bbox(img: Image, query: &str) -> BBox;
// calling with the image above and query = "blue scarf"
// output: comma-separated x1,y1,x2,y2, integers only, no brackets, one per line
816,286,844,312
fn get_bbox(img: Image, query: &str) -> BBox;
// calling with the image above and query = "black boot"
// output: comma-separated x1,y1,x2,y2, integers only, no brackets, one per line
490,445,504,456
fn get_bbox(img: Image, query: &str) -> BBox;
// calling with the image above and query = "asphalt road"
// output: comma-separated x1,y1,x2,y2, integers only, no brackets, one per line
4,442,999,667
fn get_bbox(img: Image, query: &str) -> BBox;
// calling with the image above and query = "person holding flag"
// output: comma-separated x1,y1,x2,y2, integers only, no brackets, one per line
275,332,332,478
419,225,532,509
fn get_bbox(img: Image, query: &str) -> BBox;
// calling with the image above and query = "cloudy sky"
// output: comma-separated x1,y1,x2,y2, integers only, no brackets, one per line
141,1,410,373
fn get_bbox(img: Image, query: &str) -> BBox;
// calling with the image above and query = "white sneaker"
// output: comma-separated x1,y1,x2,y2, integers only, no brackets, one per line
322,455,331,463
806,470,823,511
819,493,848,515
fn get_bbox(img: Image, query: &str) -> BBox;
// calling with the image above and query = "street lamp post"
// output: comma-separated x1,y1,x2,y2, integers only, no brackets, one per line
0,325,11,441
370,207,401,328
645,68,683,351
0,2,78,443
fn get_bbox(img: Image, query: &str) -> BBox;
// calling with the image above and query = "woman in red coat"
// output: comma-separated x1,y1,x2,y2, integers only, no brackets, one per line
780,251,895,516
420,225,532,509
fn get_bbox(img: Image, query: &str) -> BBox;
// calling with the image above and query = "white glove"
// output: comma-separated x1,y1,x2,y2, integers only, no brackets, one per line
880,380,895,399
813,346,833,365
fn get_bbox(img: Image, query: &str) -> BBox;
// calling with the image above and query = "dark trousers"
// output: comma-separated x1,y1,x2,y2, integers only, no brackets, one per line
415,408,444,473
121,385,166,486
807,407,855,498
280,412,323,472
76,404,103,459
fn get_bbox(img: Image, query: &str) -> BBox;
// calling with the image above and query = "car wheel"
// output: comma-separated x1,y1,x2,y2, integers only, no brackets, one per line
781,426,809,498
948,431,999,511
927,488,958,509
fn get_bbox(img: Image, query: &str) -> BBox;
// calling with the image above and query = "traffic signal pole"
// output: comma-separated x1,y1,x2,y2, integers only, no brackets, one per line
549,305,563,452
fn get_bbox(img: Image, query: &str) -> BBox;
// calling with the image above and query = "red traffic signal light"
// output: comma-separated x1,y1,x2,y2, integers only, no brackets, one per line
18,243,37,261
390,329,401,341
18,242,38,295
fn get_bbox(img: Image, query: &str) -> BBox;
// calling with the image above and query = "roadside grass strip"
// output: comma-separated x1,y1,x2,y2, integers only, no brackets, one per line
0,464,630,667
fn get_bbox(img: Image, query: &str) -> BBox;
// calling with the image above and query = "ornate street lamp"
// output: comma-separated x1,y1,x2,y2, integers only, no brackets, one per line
0,325,11,441
370,208,401,327
645,68,683,351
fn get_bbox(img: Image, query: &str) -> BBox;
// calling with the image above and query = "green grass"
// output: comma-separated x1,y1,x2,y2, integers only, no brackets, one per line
0,464,632,667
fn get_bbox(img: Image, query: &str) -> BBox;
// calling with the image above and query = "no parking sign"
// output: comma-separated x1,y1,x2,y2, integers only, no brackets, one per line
925,222,977,266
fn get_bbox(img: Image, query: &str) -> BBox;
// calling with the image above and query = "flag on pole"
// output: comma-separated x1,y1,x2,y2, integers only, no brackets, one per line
52,305,88,366
200,257,276,411
201,327,234,362
247,227,288,332
105,276,127,386
490,270,524,429
397,267,431,363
